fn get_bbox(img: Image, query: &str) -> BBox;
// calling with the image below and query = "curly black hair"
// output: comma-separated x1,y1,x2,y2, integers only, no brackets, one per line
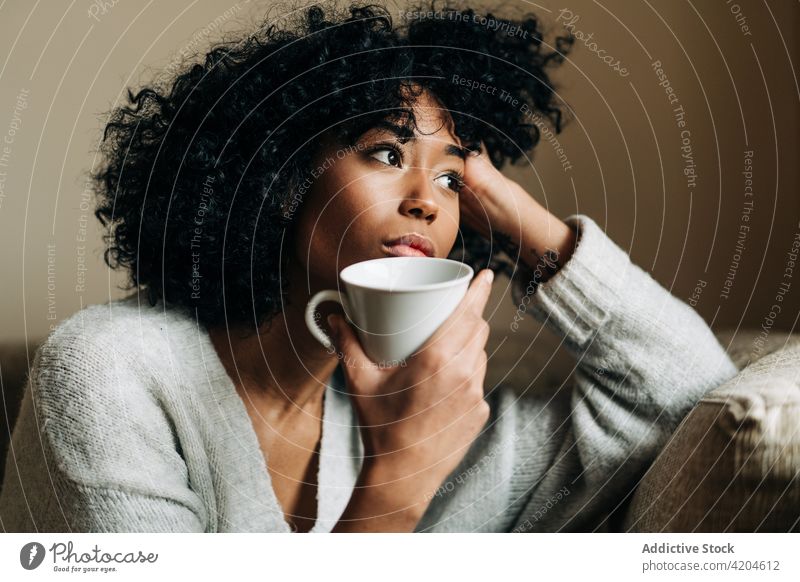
92,0,574,334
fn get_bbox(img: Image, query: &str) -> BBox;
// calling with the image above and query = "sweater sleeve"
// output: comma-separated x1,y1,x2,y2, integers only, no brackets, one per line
0,331,206,532
504,213,739,532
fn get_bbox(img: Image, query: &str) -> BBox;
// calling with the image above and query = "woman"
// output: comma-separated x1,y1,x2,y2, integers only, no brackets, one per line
0,2,738,532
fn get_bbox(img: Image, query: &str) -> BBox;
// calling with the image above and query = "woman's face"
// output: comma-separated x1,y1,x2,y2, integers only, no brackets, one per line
293,91,467,291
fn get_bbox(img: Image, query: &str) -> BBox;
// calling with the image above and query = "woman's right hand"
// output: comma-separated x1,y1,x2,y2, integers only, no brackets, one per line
326,268,495,529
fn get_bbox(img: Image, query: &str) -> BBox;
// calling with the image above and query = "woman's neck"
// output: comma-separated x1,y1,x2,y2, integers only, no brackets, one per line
207,281,340,417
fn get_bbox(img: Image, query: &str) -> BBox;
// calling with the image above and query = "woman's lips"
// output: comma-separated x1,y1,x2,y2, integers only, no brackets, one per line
382,233,435,257
382,243,429,258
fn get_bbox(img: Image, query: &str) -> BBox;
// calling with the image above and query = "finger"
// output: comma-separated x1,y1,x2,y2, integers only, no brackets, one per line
467,319,491,352
464,142,498,177
466,140,488,157
453,324,491,369
422,269,494,348
459,269,494,318
327,314,377,388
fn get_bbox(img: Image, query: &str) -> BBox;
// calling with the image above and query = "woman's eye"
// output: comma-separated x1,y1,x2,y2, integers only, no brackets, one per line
435,173,464,194
370,147,402,167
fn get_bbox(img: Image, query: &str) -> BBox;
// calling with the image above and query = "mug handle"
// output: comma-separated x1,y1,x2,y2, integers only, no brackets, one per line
305,290,352,351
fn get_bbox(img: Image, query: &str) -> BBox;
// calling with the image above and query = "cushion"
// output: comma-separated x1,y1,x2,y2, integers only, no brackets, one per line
622,338,800,532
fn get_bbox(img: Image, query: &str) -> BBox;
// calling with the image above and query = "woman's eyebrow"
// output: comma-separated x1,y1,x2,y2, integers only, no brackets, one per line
374,121,467,161
374,120,415,141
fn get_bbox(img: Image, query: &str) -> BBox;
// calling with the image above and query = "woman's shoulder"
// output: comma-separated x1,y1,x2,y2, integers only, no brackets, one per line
46,289,192,351
26,292,198,488
31,290,199,411
39,290,202,373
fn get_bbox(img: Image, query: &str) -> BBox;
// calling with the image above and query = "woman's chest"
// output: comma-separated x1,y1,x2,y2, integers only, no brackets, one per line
249,411,323,532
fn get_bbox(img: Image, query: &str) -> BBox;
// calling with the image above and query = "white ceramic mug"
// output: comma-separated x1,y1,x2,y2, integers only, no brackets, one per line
305,257,474,366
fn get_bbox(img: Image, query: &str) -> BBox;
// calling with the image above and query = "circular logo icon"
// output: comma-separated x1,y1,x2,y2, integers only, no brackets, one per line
20,542,46,570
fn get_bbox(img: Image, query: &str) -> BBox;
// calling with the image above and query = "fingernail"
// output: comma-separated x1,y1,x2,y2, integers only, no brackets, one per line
483,270,494,285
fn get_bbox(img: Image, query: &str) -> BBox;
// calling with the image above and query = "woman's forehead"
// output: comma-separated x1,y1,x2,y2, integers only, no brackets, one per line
368,102,461,146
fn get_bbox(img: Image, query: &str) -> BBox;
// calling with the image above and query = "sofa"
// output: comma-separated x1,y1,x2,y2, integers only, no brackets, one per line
2,326,798,532
621,328,800,532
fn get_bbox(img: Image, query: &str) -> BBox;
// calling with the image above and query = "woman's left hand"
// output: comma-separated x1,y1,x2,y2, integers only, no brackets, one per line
458,142,577,276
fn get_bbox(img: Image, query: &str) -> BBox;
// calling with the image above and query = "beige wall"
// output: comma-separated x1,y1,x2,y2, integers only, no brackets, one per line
0,0,797,346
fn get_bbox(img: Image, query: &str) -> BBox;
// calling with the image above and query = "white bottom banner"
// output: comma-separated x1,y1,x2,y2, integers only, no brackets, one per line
1,533,797,581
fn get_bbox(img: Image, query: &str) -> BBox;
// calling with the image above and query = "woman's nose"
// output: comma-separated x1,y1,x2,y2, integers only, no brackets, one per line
398,176,439,224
